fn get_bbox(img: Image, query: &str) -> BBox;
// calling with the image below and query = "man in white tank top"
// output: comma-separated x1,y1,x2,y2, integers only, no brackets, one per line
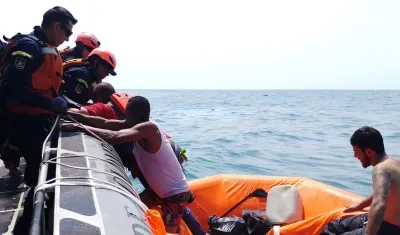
62,96,199,234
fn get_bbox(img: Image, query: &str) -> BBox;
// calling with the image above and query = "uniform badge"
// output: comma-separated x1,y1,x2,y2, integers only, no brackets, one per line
78,79,89,88
14,57,26,69
75,84,84,94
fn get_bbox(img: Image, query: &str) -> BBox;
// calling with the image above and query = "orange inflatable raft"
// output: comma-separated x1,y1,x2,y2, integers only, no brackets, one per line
179,174,368,235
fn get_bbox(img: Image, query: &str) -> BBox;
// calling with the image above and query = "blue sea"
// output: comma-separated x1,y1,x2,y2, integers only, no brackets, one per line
120,89,400,197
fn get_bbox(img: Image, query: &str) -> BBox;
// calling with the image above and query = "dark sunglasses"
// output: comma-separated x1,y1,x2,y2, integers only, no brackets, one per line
61,24,73,37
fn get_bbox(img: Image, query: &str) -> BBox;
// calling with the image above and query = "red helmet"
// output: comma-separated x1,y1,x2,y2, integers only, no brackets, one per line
75,32,101,49
88,48,117,76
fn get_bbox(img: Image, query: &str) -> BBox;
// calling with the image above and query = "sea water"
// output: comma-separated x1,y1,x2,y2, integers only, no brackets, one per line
123,89,400,197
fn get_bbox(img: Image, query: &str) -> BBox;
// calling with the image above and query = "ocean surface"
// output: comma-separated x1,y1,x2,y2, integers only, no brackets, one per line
119,89,400,197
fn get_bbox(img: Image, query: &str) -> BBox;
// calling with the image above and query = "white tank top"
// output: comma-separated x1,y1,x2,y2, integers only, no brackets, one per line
133,122,189,198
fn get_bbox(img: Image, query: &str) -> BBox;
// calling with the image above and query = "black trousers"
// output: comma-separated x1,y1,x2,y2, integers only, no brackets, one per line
4,112,52,235
321,213,400,235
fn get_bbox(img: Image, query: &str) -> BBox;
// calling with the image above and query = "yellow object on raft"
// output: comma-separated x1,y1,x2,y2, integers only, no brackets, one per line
178,174,368,235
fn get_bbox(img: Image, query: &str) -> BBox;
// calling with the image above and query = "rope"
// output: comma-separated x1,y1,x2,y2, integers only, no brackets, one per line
35,180,147,211
39,155,138,198
41,115,60,159
34,114,142,208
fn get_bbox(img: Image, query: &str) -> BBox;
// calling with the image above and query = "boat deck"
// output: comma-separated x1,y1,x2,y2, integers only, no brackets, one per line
0,158,28,235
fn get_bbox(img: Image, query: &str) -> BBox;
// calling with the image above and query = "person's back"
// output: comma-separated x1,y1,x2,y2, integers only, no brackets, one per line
134,121,189,198
376,157,400,227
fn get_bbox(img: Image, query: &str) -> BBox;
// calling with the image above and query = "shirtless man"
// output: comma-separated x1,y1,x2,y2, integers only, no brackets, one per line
321,126,400,235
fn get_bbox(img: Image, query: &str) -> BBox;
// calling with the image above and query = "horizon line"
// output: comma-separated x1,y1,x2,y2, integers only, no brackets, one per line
114,88,400,91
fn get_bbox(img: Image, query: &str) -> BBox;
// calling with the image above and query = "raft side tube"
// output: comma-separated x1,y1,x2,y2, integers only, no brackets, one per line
28,124,154,235
181,174,366,235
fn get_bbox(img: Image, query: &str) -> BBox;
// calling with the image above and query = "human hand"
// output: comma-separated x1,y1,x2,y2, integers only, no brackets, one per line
60,123,81,132
343,203,361,213
51,97,68,113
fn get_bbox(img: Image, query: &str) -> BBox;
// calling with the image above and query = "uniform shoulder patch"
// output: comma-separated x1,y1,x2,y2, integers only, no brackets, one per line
77,79,89,88
75,84,84,94
11,51,32,59
14,57,27,69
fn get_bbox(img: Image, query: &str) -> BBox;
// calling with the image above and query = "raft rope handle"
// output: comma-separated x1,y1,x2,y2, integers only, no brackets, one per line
42,153,127,179
42,158,135,194
35,114,144,209
40,156,137,197
34,179,148,212
35,174,140,200
58,115,140,195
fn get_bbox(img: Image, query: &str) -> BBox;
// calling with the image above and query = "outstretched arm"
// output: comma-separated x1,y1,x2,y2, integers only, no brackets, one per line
68,107,89,115
366,167,391,235
67,111,126,131
79,122,150,145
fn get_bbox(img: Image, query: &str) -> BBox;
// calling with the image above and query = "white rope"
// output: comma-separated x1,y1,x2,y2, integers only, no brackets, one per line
34,114,145,217
34,180,147,211
43,153,127,177
40,157,137,197
41,115,60,160
65,114,116,151
35,175,139,199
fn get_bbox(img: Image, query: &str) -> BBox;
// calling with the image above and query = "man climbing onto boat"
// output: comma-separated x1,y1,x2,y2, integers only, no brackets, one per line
66,92,205,234
67,82,188,166
62,96,201,234
0,6,77,234
59,32,101,62
321,126,400,235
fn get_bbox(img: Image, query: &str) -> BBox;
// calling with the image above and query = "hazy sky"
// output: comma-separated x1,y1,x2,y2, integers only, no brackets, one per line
1,1,399,89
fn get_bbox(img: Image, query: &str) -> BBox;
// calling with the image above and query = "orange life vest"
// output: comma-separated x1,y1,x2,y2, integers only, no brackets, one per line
59,47,72,56
1,34,63,115
109,93,133,119
63,58,88,70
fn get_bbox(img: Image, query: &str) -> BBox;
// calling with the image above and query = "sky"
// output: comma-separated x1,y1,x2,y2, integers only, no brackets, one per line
1,0,399,90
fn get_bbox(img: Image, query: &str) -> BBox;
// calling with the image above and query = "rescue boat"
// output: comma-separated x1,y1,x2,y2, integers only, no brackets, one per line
178,174,368,235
